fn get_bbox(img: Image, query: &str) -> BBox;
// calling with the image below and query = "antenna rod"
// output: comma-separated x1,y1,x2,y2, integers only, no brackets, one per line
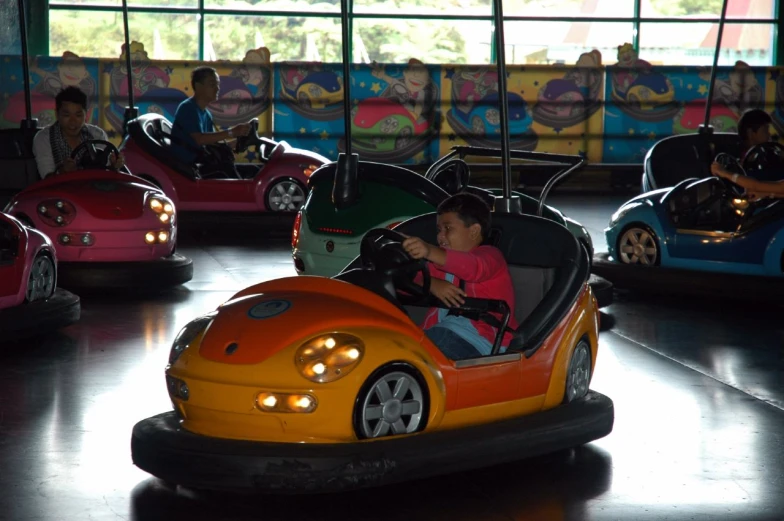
17,0,34,129
703,0,730,128
121,0,138,132
492,0,512,200
339,0,352,154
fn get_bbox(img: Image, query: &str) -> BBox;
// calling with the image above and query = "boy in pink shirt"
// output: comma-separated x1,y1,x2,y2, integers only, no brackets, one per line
403,193,518,360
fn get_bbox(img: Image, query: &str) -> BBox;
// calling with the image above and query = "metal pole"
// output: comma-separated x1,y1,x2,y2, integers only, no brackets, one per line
491,0,517,212
17,0,35,129
339,0,352,155
121,0,138,132
703,0,730,129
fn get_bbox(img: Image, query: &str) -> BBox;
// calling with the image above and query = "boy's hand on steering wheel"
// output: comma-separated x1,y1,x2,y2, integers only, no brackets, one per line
402,236,432,260
430,278,466,308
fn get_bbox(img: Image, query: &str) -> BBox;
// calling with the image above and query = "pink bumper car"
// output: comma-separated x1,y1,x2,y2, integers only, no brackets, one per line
3,141,193,290
0,212,80,341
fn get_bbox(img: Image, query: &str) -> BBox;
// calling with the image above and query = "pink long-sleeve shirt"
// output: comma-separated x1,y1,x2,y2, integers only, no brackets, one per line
420,245,518,350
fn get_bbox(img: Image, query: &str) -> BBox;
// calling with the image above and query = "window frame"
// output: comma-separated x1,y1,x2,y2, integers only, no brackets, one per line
41,0,781,65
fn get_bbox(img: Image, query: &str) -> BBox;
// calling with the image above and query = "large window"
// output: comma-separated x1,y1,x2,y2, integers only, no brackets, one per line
47,0,779,65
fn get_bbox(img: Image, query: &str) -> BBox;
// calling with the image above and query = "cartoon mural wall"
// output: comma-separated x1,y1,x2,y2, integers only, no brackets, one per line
1,44,781,166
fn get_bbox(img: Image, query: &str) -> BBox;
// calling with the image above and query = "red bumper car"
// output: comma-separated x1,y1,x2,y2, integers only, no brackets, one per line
3,140,193,291
122,114,328,214
0,212,80,341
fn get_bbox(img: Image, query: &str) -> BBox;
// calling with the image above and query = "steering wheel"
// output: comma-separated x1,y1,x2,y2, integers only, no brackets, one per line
234,118,261,154
359,228,431,305
71,139,119,170
426,158,470,195
714,152,747,197
742,142,784,175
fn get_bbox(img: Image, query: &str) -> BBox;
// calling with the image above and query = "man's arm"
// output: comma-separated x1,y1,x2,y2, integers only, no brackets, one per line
712,162,784,197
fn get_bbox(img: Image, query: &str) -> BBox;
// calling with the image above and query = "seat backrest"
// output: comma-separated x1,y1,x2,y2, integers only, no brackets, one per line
509,265,555,324
645,132,739,189
128,113,200,179
0,128,41,191
390,211,588,353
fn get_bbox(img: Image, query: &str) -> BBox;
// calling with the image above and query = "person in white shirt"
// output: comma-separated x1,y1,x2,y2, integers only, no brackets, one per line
32,86,124,178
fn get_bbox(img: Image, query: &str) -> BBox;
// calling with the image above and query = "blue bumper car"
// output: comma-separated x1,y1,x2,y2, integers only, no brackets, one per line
593,175,784,301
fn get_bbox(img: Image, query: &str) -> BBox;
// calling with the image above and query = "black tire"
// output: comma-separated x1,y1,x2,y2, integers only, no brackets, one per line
616,224,660,266
352,362,430,440
0,288,81,343
57,253,193,292
588,274,614,308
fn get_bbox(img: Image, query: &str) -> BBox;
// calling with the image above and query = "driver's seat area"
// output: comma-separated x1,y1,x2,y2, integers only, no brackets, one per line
342,211,589,355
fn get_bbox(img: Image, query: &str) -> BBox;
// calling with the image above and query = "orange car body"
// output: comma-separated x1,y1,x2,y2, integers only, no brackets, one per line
167,275,599,444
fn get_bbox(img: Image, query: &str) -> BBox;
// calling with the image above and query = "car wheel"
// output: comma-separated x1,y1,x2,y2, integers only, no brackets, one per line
394,127,412,150
617,225,660,266
353,363,429,439
564,339,591,403
297,92,312,108
25,253,55,302
471,115,485,135
265,178,306,212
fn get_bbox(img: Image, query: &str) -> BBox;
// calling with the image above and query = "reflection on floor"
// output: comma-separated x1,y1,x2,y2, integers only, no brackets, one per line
2,196,783,521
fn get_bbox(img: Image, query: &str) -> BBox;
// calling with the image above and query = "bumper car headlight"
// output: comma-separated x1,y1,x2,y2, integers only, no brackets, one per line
148,195,175,218
169,311,218,364
295,333,364,383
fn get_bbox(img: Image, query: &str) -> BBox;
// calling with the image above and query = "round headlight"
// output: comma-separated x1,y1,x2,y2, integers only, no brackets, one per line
169,312,218,364
295,333,364,383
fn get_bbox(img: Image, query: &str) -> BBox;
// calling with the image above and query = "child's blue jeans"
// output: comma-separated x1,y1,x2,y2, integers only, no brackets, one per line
425,325,482,360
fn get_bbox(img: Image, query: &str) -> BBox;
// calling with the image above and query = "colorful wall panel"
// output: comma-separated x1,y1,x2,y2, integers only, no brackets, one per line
1,46,780,166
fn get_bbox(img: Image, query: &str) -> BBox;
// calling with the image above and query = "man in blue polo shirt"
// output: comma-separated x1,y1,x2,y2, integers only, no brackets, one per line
171,66,252,169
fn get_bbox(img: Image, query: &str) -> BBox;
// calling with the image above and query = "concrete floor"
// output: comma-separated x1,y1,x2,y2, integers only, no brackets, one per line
2,195,783,521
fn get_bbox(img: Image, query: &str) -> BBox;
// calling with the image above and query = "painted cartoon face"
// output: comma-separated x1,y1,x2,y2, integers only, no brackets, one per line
120,50,150,76
618,50,635,65
403,65,430,93
57,58,89,87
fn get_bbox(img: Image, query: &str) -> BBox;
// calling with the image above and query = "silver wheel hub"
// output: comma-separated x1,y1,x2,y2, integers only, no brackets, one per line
619,228,658,265
566,342,591,402
360,371,424,438
268,180,305,212
382,399,402,422
26,256,55,302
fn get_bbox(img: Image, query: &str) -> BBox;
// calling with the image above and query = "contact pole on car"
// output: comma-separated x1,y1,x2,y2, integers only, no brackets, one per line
701,0,730,133
16,0,35,132
490,0,521,214
332,0,359,208
120,0,139,135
